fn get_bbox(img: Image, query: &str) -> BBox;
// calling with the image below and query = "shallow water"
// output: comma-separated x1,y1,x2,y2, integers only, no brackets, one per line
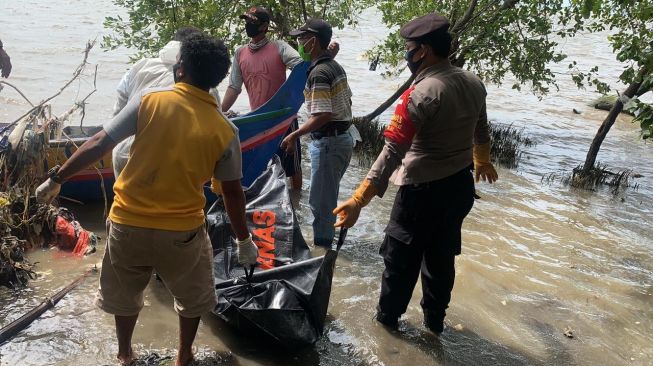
1,2,652,366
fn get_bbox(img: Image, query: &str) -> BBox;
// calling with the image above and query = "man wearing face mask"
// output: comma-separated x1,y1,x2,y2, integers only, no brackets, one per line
281,19,353,248
333,13,498,334
221,6,341,190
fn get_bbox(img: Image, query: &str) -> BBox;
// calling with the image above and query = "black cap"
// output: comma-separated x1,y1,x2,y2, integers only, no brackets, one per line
239,6,271,23
399,12,450,40
289,18,332,42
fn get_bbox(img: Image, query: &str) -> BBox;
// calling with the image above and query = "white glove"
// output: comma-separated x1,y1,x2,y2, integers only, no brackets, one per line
35,178,61,204
225,110,240,118
236,234,258,266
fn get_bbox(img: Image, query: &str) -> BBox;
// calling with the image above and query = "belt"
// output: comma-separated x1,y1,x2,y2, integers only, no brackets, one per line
310,123,351,140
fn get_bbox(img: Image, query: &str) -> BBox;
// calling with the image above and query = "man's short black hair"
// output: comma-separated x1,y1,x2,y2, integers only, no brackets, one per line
173,26,203,42
419,29,452,59
180,33,230,89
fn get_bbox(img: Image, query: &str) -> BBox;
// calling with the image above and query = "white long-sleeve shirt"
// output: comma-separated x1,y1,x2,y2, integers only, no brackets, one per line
112,41,222,177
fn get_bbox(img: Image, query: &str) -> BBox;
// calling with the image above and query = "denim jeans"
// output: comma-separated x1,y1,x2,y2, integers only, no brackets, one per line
308,133,353,246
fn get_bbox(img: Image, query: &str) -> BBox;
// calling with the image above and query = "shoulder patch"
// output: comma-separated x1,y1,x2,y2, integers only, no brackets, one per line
384,86,417,145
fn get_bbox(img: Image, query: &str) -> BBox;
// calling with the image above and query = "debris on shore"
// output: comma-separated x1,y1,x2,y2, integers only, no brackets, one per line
0,42,99,289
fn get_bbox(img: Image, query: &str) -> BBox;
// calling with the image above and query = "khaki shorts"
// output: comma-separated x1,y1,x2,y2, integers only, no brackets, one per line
95,220,216,318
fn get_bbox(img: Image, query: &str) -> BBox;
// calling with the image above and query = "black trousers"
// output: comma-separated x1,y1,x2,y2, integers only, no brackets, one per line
377,166,475,321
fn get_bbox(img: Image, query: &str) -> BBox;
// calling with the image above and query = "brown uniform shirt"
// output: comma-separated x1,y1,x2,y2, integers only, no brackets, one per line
368,60,490,196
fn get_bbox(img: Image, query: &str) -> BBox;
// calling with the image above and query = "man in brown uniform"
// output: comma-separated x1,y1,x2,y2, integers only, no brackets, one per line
334,13,498,333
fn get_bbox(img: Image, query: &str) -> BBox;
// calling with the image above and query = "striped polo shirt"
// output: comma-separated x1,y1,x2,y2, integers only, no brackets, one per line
304,55,352,121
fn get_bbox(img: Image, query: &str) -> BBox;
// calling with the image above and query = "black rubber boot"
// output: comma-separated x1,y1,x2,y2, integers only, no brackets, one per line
375,312,399,329
423,311,445,334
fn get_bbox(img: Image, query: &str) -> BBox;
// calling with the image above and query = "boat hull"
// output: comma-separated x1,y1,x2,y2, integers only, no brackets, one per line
46,61,310,203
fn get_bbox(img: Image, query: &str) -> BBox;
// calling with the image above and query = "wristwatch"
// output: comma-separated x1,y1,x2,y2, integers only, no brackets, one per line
48,165,64,184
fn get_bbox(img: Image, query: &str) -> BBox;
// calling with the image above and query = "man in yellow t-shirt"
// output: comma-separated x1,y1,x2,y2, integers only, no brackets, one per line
36,33,258,366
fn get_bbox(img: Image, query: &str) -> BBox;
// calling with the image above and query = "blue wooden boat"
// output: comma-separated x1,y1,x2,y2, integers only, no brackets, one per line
51,61,310,203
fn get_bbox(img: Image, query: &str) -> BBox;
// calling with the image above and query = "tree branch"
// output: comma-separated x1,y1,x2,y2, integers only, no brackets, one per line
354,74,416,123
635,84,650,97
582,66,648,171
300,0,308,21
78,64,99,136
448,0,461,24
353,0,523,155
4,41,95,132
321,0,331,19
451,0,478,34
500,0,520,11
0,81,34,107
453,0,505,38
275,0,288,37
452,0,522,68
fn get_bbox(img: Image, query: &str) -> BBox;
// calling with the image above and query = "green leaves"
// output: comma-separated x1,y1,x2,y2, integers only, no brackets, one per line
580,0,603,18
597,0,653,138
103,0,653,139
627,72,653,139
102,0,373,62
371,0,584,96
554,0,653,139
627,98,653,139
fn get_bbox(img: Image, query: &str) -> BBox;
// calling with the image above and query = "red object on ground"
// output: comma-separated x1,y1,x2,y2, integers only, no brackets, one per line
50,216,90,256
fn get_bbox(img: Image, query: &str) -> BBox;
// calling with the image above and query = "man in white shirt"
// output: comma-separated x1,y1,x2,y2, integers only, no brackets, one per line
112,27,222,177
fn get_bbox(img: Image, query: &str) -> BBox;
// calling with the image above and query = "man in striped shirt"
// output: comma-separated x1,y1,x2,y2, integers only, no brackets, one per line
281,19,353,247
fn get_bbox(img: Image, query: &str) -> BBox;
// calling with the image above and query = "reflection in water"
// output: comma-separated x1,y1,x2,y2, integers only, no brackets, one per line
1,1,652,366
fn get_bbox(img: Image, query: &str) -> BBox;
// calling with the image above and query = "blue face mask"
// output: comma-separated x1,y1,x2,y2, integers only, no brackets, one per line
405,46,424,74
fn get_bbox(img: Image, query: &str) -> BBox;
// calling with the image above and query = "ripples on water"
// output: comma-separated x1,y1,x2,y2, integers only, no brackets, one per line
1,2,652,365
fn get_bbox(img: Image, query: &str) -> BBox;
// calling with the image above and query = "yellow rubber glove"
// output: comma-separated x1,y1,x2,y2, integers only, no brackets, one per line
473,142,498,183
333,179,378,228
210,178,223,195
